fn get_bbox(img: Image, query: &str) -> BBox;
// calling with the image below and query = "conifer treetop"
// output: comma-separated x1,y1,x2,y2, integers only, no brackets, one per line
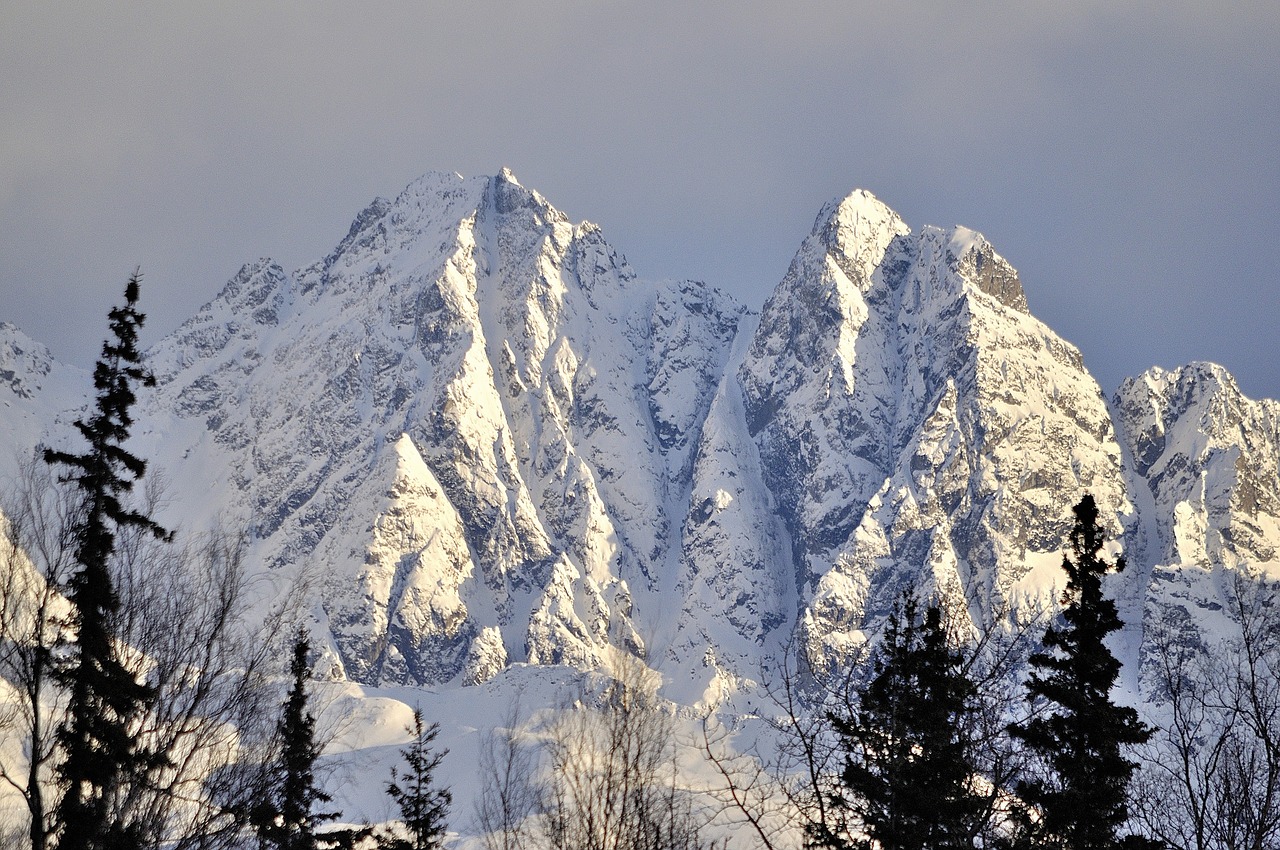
1009,494,1158,850
45,271,169,850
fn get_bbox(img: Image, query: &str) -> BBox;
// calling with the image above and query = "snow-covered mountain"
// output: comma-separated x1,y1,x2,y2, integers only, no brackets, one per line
0,322,87,455
2,171,1277,707
719,189,1129,681
121,170,746,688
1113,362,1280,682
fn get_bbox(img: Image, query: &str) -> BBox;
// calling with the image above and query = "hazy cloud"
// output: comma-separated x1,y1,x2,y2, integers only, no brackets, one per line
2,1,1277,397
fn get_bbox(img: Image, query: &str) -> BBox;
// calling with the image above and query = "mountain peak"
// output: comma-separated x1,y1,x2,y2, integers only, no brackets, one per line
488,168,567,226
1120,361,1239,410
0,320,45,353
941,225,1028,313
0,321,55,398
810,188,911,290
813,188,909,242
823,187,900,225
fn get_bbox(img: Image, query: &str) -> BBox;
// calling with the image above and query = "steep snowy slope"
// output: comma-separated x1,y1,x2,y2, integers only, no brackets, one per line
1114,363,1280,675
135,170,745,685
0,322,88,478
712,190,1127,674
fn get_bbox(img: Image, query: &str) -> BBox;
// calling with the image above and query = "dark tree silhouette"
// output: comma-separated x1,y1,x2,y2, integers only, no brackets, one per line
378,710,450,850
253,632,345,850
815,589,987,850
0,456,76,850
1134,574,1280,850
44,271,169,850
1008,494,1158,850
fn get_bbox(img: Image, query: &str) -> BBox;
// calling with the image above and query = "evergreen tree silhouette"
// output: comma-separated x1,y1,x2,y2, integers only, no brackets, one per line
1008,495,1160,850
254,632,346,850
45,271,169,850
817,589,986,850
378,710,450,850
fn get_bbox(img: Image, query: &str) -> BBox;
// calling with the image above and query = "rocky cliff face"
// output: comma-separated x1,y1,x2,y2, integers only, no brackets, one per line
135,170,745,685
0,322,86,458
717,190,1127,677
1113,363,1280,680
3,172,1277,704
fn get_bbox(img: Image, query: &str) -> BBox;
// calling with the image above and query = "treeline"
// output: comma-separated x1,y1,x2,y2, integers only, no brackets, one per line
737,495,1162,850
700,501,1280,850
458,501,1280,850
2,277,1278,850
0,273,287,850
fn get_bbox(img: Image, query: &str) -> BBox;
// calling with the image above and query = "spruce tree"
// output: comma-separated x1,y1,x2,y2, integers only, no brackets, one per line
817,589,986,850
378,710,450,850
254,632,343,850
45,271,169,850
1008,495,1158,850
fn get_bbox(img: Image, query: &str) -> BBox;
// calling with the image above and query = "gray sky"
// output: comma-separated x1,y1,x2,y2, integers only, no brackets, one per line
2,2,1278,400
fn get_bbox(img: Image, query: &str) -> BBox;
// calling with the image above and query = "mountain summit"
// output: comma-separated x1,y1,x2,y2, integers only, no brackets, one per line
134,170,745,685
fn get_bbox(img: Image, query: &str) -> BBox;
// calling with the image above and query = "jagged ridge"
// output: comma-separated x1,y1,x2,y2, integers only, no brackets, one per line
0,173,1275,709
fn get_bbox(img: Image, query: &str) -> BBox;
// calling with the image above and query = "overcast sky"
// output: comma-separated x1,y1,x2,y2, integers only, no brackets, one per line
2,2,1277,400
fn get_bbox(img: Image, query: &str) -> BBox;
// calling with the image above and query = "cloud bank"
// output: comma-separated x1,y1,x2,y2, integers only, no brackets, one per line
2,2,1277,397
